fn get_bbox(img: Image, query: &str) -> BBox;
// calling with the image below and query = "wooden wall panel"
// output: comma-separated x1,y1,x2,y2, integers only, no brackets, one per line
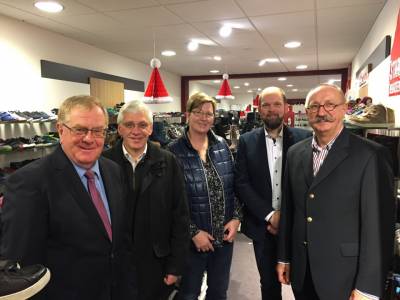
90,77,124,108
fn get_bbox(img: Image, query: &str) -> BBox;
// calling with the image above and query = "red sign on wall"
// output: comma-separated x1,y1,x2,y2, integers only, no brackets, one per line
389,9,400,96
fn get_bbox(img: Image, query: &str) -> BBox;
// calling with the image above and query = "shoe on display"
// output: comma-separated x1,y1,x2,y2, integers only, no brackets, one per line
0,260,50,300
346,104,395,127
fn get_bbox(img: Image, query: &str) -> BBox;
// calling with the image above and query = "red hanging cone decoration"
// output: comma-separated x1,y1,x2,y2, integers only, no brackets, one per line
216,73,235,100
245,104,251,112
253,94,260,107
143,58,173,103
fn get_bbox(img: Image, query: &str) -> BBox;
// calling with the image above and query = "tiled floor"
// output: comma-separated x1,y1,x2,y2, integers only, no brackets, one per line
227,233,295,299
197,233,295,300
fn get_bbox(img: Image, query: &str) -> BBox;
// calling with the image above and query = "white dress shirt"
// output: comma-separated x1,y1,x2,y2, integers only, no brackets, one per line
264,128,283,221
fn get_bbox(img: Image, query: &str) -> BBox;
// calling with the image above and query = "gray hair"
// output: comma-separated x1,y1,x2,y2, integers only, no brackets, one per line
305,84,346,107
117,100,153,124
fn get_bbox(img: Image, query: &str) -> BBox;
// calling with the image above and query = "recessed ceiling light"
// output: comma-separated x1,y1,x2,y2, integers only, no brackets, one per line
187,40,199,51
161,50,176,57
247,90,253,93
213,56,222,61
213,80,221,83
257,88,262,91
296,64,308,70
259,57,280,66
286,84,294,87
219,24,232,37
209,70,220,73
244,82,249,86
34,1,64,13
278,77,287,81
292,88,298,92
284,41,301,48
234,86,240,89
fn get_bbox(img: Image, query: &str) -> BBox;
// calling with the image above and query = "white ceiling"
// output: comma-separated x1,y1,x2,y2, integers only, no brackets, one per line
0,0,386,78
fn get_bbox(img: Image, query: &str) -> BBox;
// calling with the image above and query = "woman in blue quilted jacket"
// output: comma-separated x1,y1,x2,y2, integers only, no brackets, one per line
169,92,242,300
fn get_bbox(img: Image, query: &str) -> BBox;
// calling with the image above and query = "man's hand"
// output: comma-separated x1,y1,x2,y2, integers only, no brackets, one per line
267,211,280,235
164,274,178,286
223,219,240,242
192,230,215,252
349,290,373,300
276,263,290,284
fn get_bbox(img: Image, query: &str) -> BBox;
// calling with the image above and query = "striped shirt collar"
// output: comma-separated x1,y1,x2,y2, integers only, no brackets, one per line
311,127,343,152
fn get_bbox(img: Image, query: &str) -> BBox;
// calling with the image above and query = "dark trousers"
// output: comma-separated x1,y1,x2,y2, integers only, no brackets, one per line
292,257,320,300
177,242,233,300
253,233,281,300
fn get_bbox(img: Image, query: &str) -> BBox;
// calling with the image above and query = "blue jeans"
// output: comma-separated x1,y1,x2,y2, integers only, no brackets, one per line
178,242,233,300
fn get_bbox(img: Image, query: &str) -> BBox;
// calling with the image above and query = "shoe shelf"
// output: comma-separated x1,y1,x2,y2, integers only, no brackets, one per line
0,120,57,168
0,143,58,155
0,119,57,124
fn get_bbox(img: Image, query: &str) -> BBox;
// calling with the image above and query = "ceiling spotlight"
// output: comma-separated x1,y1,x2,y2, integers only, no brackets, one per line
292,88,298,92
187,40,199,51
244,82,249,86
259,57,280,66
296,64,308,70
234,86,240,89
284,41,301,48
213,56,222,61
286,84,294,87
209,70,220,73
161,50,176,57
34,1,64,13
278,77,287,81
213,80,221,83
219,24,232,38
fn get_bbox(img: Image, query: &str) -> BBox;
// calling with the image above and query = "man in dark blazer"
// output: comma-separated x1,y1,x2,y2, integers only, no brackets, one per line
277,84,394,300
235,87,311,299
103,100,189,300
1,95,136,300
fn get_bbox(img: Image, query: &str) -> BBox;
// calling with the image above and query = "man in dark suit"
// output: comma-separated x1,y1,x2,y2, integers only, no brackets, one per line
1,95,136,299
103,100,189,300
277,84,394,300
235,87,311,299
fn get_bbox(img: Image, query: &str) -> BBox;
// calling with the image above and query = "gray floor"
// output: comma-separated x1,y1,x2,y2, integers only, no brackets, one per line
227,233,295,300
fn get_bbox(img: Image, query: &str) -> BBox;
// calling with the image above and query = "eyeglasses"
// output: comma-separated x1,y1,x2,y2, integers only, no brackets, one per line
306,103,343,113
62,124,107,138
191,110,215,119
121,122,150,130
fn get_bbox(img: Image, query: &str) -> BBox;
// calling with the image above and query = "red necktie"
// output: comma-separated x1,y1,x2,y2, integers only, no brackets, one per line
84,170,112,241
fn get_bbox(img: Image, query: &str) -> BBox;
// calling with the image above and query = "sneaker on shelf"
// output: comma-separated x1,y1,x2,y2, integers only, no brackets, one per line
0,259,50,300
345,104,395,127
13,112,33,122
0,112,17,122
7,112,26,122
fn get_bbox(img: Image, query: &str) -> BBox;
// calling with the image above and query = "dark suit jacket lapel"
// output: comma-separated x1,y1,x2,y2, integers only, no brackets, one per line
138,142,165,196
282,126,294,183
310,128,350,190
256,127,271,189
52,146,111,242
300,140,314,188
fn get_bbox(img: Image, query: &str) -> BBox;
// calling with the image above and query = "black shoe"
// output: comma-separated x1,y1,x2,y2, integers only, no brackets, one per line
0,260,50,300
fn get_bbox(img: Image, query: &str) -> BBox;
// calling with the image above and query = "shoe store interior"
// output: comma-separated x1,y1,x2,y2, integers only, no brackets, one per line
1,0,400,299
